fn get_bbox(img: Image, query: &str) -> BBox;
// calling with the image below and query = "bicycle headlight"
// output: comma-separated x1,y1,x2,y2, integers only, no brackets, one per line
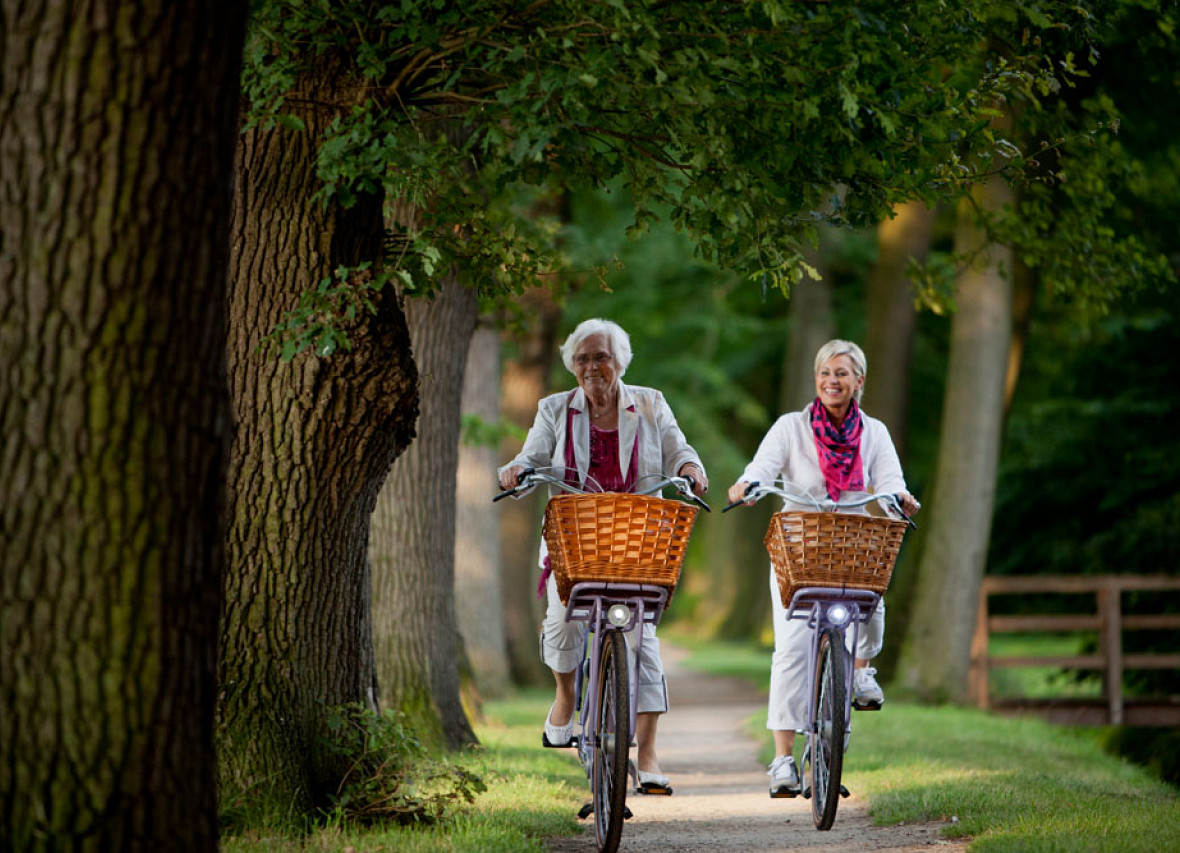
826,603,851,627
607,604,631,628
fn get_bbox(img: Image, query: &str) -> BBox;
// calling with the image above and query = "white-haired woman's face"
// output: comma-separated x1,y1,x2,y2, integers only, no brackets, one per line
815,354,863,414
572,332,618,396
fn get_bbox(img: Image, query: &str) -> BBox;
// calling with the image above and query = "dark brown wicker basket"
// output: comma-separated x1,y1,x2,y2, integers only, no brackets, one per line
764,510,907,606
543,493,699,604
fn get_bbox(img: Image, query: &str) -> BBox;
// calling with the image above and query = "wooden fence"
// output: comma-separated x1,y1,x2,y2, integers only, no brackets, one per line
969,575,1180,726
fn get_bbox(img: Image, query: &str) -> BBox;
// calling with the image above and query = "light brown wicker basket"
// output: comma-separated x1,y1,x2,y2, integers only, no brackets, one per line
764,510,908,607
543,493,699,604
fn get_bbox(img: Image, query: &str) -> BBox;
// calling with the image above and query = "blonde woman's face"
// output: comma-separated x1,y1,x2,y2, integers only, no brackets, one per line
815,354,863,414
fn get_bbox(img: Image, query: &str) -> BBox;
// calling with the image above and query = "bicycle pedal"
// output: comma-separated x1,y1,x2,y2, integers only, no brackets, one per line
542,733,575,748
840,784,851,798
769,787,799,799
577,802,593,820
852,699,883,711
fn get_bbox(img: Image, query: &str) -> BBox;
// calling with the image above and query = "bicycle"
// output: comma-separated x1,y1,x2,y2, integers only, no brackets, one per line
724,481,914,830
495,466,709,852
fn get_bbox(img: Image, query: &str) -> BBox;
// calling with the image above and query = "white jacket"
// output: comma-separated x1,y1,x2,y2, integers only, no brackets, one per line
500,381,704,494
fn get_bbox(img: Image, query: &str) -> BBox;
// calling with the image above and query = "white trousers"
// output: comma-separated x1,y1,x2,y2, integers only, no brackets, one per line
540,573,670,714
766,567,885,731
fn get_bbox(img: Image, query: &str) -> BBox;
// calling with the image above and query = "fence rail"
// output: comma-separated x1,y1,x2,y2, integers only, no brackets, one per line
969,575,1180,726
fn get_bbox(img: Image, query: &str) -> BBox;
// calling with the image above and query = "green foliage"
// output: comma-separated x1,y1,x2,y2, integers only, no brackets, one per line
460,413,526,449
259,262,388,360
242,0,1095,312
321,703,486,825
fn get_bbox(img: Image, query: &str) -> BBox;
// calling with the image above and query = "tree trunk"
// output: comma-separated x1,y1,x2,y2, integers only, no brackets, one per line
895,177,1015,703
219,70,418,818
0,3,244,848
371,276,479,749
499,288,563,686
455,323,512,699
1005,258,1036,414
862,200,938,461
779,258,835,413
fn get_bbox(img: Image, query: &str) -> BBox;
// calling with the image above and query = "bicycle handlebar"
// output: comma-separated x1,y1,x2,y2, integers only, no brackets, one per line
722,481,915,527
493,466,711,512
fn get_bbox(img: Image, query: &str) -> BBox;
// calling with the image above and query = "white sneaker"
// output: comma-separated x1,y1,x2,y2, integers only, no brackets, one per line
767,754,801,798
853,666,884,708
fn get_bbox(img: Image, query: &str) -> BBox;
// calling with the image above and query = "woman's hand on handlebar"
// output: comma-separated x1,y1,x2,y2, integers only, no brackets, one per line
677,462,708,497
727,481,754,506
898,491,921,516
499,465,525,492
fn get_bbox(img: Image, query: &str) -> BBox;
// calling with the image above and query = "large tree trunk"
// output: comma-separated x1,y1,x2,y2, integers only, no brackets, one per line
0,3,244,848
219,70,419,817
371,276,478,749
862,200,938,460
895,176,1015,703
499,288,563,685
455,323,512,699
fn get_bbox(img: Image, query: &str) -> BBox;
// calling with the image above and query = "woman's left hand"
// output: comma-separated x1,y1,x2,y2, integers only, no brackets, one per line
678,463,708,496
899,491,921,516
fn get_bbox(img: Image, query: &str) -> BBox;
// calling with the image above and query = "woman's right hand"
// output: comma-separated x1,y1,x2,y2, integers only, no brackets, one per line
727,481,752,506
499,465,524,492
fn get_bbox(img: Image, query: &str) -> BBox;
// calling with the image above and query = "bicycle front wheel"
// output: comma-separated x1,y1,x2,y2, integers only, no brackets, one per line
810,626,847,830
592,628,630,852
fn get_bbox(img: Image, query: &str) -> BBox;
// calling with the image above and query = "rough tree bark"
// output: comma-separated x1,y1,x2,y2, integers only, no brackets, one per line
371,275,478,749
862,200,938,461
895,175,1015,703
0,2,245,847
455,322,511,699
218,67,418,816
498,288,563,685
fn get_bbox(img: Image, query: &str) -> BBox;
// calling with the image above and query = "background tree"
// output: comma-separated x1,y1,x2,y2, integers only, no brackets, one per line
0,2,245,847
455,322,512,701
371,275,478,749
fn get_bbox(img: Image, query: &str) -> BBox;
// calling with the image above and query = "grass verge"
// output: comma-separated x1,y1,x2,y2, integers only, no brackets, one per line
675,639,1180,852
221,688,584,852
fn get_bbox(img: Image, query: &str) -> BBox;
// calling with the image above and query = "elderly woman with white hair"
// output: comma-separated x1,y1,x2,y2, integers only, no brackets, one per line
499,318,708,795
727,339,920,798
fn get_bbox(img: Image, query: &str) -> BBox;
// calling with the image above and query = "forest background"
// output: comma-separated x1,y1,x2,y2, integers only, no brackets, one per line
2,1,1178,849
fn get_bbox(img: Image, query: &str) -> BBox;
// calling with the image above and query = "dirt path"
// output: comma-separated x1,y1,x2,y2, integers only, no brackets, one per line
545,645,966,853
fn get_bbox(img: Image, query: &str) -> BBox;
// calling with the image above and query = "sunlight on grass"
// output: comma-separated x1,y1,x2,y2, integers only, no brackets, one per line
221,688,585,853
682,639,1180,852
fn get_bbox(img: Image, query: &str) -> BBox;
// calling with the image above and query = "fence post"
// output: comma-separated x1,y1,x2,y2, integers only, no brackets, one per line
969,580,991,709
1098,579,1124,726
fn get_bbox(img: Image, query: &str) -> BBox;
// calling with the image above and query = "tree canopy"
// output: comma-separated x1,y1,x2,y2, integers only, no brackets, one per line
243,0,1101,358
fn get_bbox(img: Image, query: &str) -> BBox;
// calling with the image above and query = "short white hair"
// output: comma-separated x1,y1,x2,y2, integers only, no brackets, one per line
814,339,866,402
560,318,632,378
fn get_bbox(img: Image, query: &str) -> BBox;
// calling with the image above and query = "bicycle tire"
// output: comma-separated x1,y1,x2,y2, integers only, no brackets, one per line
592,628,630,852
810,626,846,830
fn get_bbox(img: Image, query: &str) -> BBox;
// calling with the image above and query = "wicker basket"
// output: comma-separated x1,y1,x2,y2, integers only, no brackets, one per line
764,510,908,606
543,493,699,604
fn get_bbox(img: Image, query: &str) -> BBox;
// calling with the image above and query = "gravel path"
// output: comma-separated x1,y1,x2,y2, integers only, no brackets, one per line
545,645,966,853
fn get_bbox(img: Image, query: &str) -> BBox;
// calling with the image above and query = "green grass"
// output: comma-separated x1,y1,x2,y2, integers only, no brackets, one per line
684,643,1180,853
222,641,1180,852
221,688,585,852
